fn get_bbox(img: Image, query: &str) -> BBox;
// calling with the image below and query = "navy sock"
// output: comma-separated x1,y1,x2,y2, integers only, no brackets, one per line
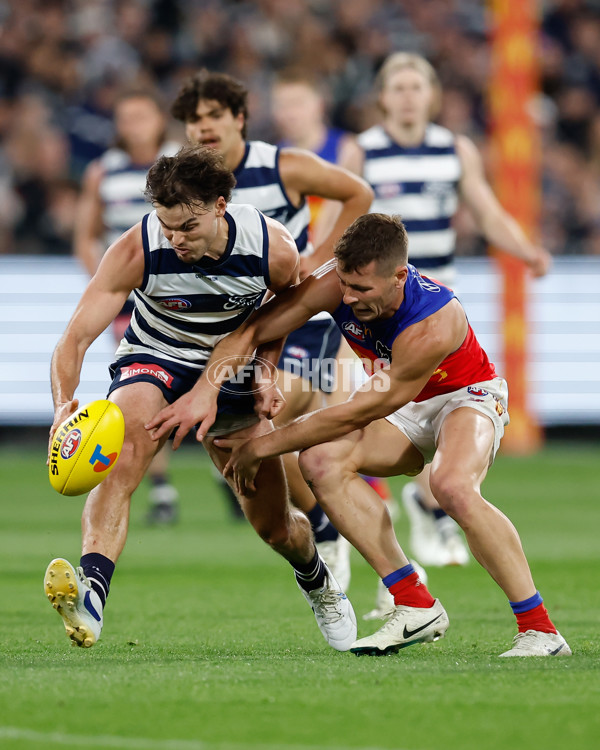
415,490,449,521
306,502,339,543
293,548,327,592
80,553,115,608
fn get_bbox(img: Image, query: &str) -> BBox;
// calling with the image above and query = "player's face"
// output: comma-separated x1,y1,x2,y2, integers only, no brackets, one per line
155,198,227,264
337,261,407,321
379,68,433,127
114,97,165,151
271,82,323,142
185,99,245,157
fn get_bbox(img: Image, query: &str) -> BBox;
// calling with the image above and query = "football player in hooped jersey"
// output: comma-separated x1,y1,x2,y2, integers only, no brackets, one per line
170,70,373,585
45,146,357,652
355,52,553,574
148,214,571,658
74,89,182,525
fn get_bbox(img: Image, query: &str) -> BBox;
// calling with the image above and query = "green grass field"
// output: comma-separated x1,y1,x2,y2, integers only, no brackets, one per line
0,439,599,750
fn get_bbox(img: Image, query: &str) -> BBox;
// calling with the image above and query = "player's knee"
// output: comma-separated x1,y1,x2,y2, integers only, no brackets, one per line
298,443,345,485
110,436,156,492
252,515,294,551
429,469,477,521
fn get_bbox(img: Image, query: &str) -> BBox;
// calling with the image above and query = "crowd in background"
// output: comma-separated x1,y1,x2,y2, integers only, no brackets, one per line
1,0,600,257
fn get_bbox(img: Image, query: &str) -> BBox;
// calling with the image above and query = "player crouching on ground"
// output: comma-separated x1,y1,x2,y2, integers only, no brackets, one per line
148,213,571,658
44,145,356,652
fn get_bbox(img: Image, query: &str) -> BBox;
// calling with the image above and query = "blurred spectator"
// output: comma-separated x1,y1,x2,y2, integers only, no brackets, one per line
1,0,600,256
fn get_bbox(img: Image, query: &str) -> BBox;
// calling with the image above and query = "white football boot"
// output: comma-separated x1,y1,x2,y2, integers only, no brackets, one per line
363,560,428,621
499,630,572,657
44,558,103,648
351,598,449,656
316,535,351,592
402,483,469,567
298,563,357,651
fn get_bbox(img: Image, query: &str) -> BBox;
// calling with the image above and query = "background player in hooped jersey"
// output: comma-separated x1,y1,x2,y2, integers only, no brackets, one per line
73,89,182,525
45,146,357,652
270,68,411,590
148,213,571,659
355,52,552,576
170,70,373,587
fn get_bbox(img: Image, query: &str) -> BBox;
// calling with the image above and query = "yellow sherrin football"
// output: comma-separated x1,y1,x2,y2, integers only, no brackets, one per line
49,400,125,496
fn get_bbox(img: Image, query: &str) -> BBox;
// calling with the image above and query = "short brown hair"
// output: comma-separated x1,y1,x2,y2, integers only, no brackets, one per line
145,145,236,209
171,69,249,139
334,214,408,275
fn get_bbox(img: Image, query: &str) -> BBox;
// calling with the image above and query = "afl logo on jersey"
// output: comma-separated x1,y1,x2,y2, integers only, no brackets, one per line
160,298,192,310
60,429,82,459
343,321,365,341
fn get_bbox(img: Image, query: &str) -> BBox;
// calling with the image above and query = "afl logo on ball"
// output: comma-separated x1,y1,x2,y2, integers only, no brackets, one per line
60,429,82,459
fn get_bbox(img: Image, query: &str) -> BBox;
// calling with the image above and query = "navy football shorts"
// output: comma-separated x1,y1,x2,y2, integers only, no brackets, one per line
277,317,341,393
107,353,259,437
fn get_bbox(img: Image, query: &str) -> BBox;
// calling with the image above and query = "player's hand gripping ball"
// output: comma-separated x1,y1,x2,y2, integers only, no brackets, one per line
49,400,125,496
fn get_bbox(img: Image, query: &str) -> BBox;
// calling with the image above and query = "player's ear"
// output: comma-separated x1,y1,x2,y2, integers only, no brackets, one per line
394,265,408,287
215,196,227,216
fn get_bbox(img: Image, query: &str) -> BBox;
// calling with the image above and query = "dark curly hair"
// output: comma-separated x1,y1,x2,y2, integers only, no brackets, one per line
145,145,236,209
171,69,249,139
334,214,409,275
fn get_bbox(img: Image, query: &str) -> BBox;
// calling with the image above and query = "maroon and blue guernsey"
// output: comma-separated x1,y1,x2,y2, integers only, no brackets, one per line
332,265,496,402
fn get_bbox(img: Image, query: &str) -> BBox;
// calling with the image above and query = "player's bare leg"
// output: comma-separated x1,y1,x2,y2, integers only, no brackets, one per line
205,417,357,650
298,419,424,576
429,408,534,600
205,418,314,565
46,382,170,647
430,407,570,656
81,383,170,561
299,420,449,655
273,374,352,588
402,463,469,566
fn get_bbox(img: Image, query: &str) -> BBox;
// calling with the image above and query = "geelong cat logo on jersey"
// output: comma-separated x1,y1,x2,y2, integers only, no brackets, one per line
343,321,365,340
159,298,192,310
223,292,262,311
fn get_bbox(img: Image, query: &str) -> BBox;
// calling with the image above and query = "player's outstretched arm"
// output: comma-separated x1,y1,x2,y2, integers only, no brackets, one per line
50,226,144,452
456,135,552,278
279,149,373,275
217,301,467,494
145,258,343,447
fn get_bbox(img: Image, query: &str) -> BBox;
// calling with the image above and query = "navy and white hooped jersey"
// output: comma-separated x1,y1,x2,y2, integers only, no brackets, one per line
358,124,462,284
231,140,311,256
98,141,180,248
115,203,270,369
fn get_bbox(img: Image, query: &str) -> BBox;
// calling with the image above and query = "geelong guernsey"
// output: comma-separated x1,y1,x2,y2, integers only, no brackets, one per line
231,140,311,255
358,124,461,282
332,265,496,402
115,203,270,369
231,139,330,323
98,141,180,247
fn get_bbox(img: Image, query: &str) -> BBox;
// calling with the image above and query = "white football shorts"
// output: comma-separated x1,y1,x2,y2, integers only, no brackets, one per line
384,377,510,466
